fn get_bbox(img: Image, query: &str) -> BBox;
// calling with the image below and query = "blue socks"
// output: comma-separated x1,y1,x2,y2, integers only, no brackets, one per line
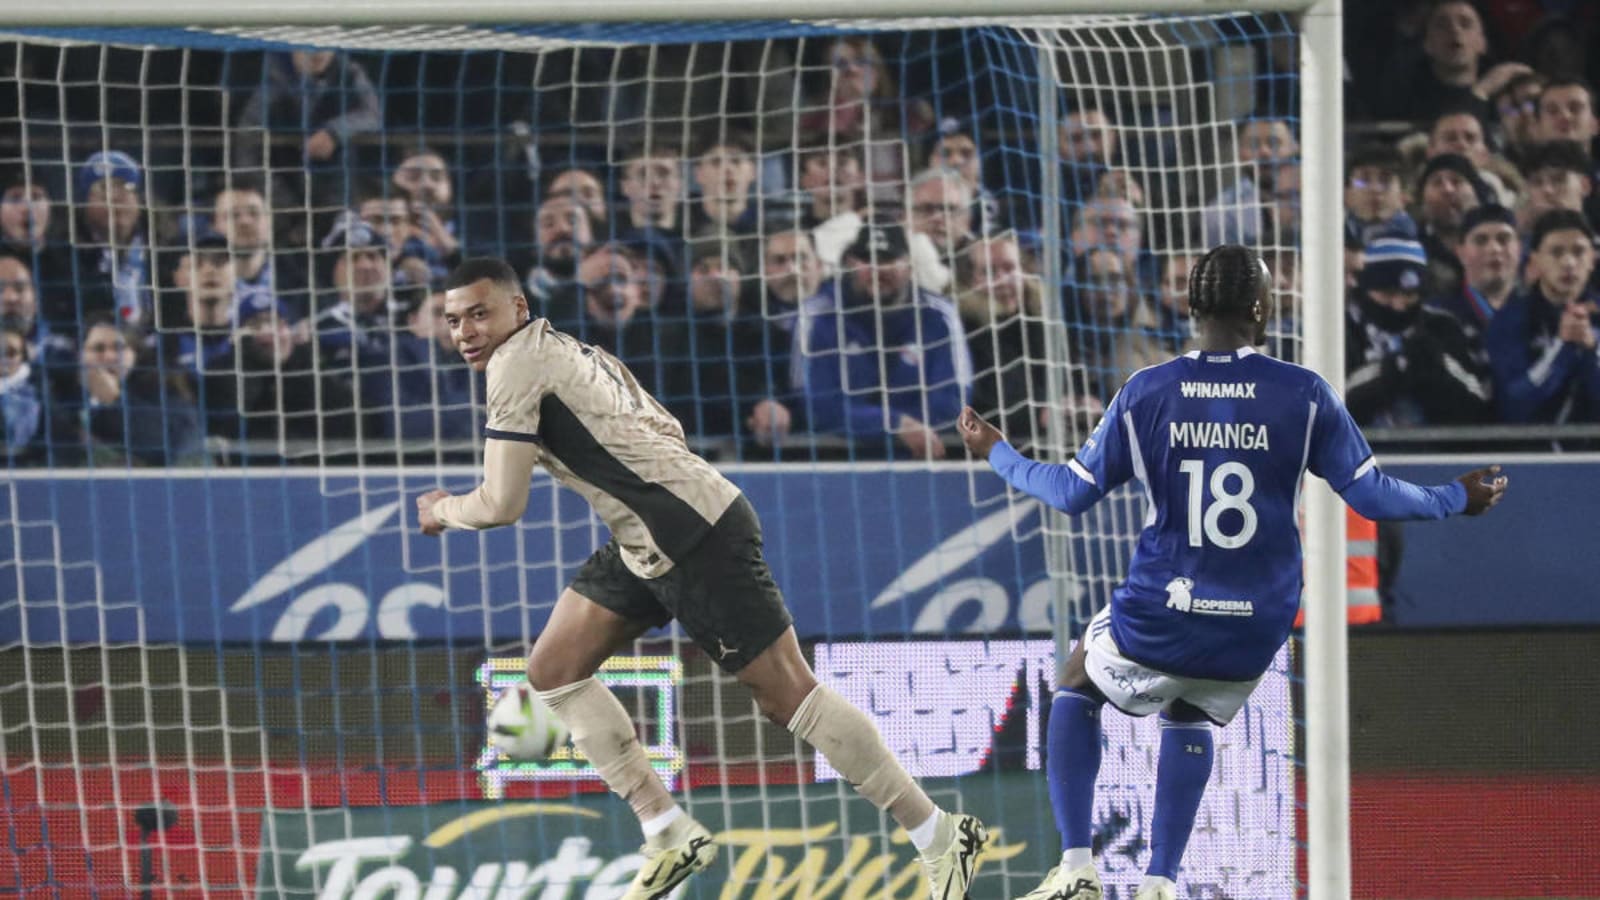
1047,688,1103,854
1149,716,1214,881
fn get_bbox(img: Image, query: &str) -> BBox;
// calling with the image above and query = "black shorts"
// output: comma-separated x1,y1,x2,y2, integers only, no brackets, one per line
568,494,793,672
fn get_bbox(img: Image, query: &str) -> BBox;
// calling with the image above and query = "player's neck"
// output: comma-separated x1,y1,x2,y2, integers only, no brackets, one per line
1195,325,1258,353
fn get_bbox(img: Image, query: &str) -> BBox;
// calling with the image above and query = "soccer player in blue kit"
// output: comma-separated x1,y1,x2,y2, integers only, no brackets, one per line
957,244,1508,900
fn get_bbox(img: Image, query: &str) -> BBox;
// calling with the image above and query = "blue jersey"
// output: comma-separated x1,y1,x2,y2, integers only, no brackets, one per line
989,346,1466,681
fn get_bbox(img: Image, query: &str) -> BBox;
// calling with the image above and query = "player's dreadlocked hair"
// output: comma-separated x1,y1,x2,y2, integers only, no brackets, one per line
1187,244,1265,321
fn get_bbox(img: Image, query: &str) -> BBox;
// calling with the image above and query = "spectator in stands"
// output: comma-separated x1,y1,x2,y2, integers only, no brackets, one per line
1064,246,1167,402
356,180,414,259
213,179,309,318
0,323,41,460
928,121,998,236
1426,103,1521,203
619,231,682,312
391,147,463,280
1059,106,1116,207
794,141,866,230
1533,79,1600,229
314,213,393,371
360,287,473,442
75,150,154,326
1378,0,1512,123
1429,203,1520,353
1487,209,1600,423
527,195,593,307
544,242,665,393
691,132,759,236
618,142,687,240
794,221,970,459
799,37,933,190
1202,116,1299,246
1516,141,1595,238
746,229,822,446
759,228,822,324
1492,70,1548,165
1069,197,1160,296
1155,251,1198,352
954,231,1047,440
547,168,609,233
1415,153,1490,296
661,239,790,442
906,168,976,263
1346,143,1417,246
1345,235,1492,427
1263,160,1302,243
233,50,382,208
166,233,239,381
1534,77,1598,150
47,318,204,467
0,252,72,368
812,166,953,295
1096,168,1146,209
1,173,72,323
222,290,357,444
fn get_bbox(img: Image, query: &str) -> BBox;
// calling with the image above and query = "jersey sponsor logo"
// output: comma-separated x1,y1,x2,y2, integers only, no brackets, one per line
1180,381,1256,399
1163,576,1195,612
1165,576,1254,617
1168,420,1270,450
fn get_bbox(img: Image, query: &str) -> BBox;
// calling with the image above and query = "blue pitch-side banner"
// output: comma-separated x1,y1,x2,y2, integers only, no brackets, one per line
2,457,1590,644
1,466,1059,645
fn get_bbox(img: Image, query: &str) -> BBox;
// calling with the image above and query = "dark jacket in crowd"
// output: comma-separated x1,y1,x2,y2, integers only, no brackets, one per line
1485,286,1600,424
1345,289,1494,427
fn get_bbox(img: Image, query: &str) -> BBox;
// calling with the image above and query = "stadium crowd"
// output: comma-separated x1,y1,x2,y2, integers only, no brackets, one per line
1,1,1598,468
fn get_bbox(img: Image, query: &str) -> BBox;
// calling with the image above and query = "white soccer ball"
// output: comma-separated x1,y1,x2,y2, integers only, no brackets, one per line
487,682,569,761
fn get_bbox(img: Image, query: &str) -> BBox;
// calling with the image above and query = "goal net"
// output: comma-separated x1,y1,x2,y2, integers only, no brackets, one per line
0,13,1310,897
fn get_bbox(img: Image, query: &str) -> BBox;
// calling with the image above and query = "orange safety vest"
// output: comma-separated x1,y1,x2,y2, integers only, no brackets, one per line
1294,507,1382,626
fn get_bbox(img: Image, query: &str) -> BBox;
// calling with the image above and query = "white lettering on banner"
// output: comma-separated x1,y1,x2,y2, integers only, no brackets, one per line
230,501,449,642
289,826,1027,899
295,836,412,899
295,835,625,900
1168,421,1270,450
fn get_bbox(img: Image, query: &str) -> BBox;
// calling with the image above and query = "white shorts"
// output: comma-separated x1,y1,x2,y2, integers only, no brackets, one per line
1082,605,1261,726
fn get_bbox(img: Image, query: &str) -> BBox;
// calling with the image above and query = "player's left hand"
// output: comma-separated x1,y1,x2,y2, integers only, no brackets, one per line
957,406,1005,460
417,489,450,536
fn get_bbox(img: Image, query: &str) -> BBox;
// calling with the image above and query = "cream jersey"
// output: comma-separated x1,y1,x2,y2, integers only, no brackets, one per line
473,317,739,578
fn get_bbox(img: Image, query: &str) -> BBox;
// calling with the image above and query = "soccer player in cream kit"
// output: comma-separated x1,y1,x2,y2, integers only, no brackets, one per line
959,244,1507,900
417,258,988,900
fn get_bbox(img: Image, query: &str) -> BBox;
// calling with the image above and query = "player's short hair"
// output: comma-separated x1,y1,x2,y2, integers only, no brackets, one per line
447,257,522,296
1188,244,1266,322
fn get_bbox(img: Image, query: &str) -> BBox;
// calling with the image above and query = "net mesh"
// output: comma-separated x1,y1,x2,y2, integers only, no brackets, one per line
0,16,1304,898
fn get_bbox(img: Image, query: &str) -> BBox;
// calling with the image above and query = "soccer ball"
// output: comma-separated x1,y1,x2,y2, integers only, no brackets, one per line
487,682,569,760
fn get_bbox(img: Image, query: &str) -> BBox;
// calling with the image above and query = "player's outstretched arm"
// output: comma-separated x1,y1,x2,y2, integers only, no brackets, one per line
1338,463,1507,521
417,438,540,535
959,406,1103,514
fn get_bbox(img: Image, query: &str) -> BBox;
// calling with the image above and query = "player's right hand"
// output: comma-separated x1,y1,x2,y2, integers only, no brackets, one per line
1455,465,1508,516
957,406,1004,461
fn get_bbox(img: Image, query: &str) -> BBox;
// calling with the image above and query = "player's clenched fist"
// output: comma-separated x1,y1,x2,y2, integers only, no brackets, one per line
417,489,451,536
957,406,1004,460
